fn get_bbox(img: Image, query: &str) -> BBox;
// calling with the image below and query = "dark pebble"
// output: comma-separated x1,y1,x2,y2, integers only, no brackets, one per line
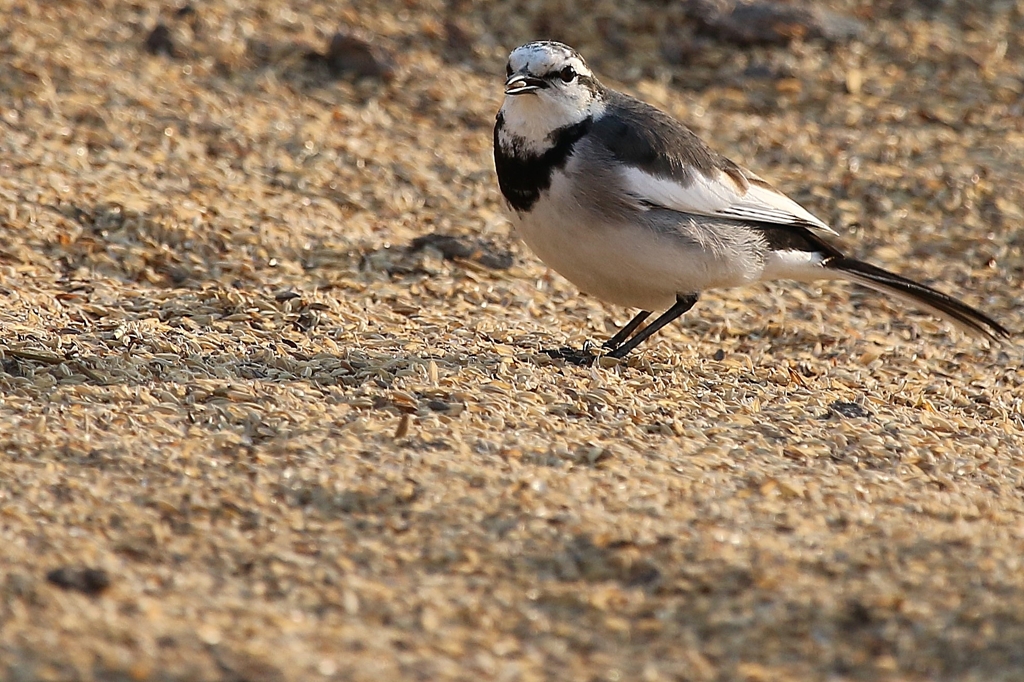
426,399,450,412
830,401,872,419
144,23,176,57
684,0,864,46
444,20,475,60
322,32,395,81
46,566,111,595
409,233,513,270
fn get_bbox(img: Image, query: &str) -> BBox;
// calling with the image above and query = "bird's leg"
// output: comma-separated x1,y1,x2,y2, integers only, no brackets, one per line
603,310,651,350
606,293,699,359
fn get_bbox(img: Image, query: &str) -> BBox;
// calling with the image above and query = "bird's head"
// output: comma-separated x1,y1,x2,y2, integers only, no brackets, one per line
498,41,605,153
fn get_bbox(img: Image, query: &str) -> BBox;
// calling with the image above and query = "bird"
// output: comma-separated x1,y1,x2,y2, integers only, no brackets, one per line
492,41,1009,363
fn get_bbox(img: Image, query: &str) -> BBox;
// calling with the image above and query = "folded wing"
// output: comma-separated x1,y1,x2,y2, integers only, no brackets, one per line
620,165,835,234
593,91,834,234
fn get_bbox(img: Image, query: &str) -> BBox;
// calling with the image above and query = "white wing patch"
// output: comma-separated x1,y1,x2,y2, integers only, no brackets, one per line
621,167,835,234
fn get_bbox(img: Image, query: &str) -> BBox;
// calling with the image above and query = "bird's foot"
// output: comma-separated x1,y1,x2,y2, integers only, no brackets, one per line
542,341,598,366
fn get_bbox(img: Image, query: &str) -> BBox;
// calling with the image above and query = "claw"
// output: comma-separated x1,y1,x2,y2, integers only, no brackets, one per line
542,346,597,366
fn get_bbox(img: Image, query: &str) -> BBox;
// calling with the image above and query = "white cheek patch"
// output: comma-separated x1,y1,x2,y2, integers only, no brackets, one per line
499,97,565,154
499,90,604,156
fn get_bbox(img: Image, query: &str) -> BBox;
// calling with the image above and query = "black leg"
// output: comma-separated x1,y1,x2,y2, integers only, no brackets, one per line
603,310,651,350
607,293,699,359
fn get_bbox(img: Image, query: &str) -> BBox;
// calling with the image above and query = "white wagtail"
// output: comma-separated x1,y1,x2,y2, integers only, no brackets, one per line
492,41,1009,362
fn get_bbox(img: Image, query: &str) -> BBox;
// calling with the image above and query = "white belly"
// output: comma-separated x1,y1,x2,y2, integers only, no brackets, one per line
510,172,759,311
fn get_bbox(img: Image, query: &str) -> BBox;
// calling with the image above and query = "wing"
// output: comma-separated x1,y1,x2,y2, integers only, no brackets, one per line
593,91,836,234
620,164,836,233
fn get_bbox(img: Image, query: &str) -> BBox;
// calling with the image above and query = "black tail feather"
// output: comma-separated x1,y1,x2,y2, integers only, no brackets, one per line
825,257,1010,342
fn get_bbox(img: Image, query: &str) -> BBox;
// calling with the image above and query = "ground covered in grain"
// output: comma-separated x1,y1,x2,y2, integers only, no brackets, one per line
2,1,1024,680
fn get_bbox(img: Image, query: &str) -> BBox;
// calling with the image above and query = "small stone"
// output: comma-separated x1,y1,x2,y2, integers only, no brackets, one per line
829,401,872,419
408,233,514,270
45,566,111,595
444,20,476,60
426,399,450,412
322,32,395,81
143,23,176,57
684,0,865,46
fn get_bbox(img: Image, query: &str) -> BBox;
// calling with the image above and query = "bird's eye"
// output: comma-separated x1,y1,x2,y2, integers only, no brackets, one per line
505,62,513,78
559,66,577,83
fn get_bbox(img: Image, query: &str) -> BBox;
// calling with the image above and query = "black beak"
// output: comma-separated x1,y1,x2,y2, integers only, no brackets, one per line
504,74,547,95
